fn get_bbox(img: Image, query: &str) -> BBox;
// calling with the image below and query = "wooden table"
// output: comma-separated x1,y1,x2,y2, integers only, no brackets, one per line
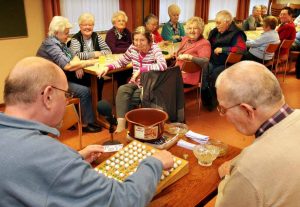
84,43,180,127
95,133,241,207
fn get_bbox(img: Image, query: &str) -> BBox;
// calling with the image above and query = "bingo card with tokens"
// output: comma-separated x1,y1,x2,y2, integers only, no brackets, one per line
94,140,189,194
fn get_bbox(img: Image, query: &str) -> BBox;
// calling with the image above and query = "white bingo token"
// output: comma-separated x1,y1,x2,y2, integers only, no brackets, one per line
106,166,110,170
177,160,182,165
129,160,134,165
106,160,111,165
120,173,124,177
124,163,129,168
120,161,125,166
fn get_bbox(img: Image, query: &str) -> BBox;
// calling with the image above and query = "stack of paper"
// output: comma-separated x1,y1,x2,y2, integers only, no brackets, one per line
185,130,209,144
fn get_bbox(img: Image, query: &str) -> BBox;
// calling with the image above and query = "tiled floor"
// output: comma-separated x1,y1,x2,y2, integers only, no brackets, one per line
59,72,300,206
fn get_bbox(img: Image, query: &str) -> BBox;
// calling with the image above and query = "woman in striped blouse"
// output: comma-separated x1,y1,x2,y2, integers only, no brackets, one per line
69,13,111,100
98,26,168,132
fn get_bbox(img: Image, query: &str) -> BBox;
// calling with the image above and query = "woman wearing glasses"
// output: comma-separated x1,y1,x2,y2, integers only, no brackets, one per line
105,10,133,87
69,13,111,100
36,16,101,133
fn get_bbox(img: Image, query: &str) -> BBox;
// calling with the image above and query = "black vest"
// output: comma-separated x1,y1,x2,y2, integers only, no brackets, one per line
208,23,246,66
70,31,101,52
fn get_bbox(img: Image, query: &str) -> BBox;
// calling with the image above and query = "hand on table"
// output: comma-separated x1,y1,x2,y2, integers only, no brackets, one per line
97,66,109,78
94,51,102,58
75,69,84,79
79,145,104,163
152,150,174,170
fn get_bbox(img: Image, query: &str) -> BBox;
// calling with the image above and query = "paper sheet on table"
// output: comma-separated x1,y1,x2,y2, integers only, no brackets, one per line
185,130,209,144
177,139,196,150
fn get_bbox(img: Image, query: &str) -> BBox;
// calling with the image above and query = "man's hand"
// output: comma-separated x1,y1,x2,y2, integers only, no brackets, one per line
97,66,109,78
218,160,231,179
79,145,104,163
75,69,84,79
152,150,174,170
214,47,222,55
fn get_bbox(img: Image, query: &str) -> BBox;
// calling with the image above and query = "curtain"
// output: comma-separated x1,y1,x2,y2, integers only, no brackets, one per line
42,0,61,36
60,0,119,34
195,0,210,24
236,0,250,20
150,0,160,21
119,0,136,32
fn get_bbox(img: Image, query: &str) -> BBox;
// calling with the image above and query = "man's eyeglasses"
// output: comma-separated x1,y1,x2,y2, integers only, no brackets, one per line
217,103,256,115
41,85,74,99
217,103,240,115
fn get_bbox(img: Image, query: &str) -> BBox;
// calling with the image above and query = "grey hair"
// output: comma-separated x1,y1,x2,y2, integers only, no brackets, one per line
185,16,205,34
215,10,233,24
215,61,283,109
111,10,128,25
252,5,262,13
78,12,95,25
48,16,72,36
168,4,181,15
4,57,61,105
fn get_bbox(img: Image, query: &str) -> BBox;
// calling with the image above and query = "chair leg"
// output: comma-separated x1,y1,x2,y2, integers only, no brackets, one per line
196,87,200,115
283,60,288,82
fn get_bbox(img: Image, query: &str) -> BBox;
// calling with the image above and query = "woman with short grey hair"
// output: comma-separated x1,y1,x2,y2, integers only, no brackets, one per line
69,12,111,60
37,16,101,133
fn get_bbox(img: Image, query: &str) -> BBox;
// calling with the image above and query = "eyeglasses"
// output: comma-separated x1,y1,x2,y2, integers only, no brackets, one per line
217,103,256,116
217,103,241,115
41,85,74,99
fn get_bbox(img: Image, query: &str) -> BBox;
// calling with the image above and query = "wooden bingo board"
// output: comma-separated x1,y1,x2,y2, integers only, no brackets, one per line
94,140,189,194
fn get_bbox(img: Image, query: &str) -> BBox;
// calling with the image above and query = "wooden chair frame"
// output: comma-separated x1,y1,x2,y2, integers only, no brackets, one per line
224,52,243,69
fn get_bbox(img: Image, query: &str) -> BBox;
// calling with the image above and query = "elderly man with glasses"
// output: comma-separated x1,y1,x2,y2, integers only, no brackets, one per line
0,57,174,207
215,61,300,206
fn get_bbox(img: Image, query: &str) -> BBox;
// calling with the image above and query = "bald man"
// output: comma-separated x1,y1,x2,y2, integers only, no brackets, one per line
0,57,174,207
215,61,300,206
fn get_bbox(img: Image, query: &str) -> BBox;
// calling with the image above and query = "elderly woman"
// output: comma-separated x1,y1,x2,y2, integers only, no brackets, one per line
243,16,280,63
161,4,185,42
203,10,246,110
144,14,163,43
175,17,211,85
105,10,132,54
105,10,132,87
243,5,263,31
69,12,111,100
98,26,167,132
36,16,101,133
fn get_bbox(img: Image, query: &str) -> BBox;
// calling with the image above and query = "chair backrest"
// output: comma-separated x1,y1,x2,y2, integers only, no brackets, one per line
225,53,243,68
181,61,202,74
277,39,294,60
60,99,83,149
61,103,80,131
265,43,280,54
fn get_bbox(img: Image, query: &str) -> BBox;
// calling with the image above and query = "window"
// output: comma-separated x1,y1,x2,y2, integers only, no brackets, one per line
60,0,119,34
159,0,196,24
209,0,238,20
248,0,269,14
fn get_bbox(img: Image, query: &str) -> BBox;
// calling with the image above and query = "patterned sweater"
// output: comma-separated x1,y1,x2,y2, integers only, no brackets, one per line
109,43,167,86
69,32,111,60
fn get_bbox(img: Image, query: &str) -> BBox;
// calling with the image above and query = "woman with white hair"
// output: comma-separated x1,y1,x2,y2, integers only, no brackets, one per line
70,13,111,59
36,16,101,133
175,16,211,85
105,10,132,54
69,12,111,100
105,10,133,87
161,4,185,42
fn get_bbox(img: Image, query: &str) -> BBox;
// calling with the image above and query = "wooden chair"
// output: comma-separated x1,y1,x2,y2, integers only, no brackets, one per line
224,52,243,69
60,98,83,150
182,61,203,114
274,39,294,82
262,43,281,69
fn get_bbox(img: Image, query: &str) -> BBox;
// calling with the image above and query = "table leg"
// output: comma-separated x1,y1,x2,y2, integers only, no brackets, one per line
90,76,110,128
